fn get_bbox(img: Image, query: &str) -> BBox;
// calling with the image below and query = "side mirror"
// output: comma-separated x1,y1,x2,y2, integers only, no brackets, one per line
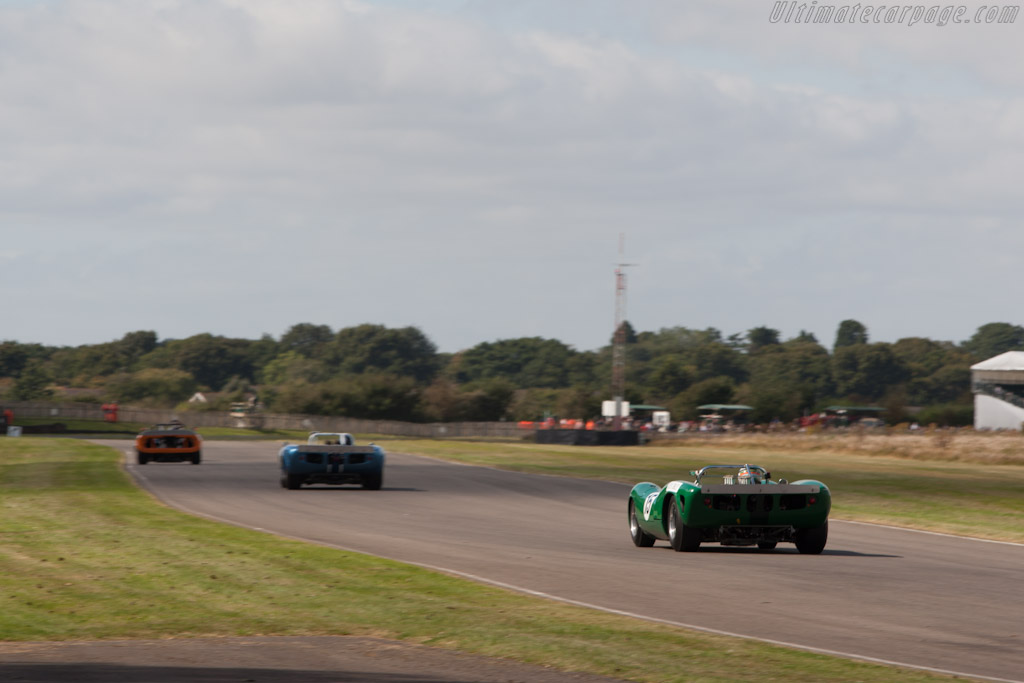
778,478,788,485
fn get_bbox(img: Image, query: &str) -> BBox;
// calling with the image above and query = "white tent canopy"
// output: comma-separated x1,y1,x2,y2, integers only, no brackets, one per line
970,351,1024,372
973,352,1024,430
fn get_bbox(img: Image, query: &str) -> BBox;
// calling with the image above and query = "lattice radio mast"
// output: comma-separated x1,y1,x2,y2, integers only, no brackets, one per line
612,234,635,429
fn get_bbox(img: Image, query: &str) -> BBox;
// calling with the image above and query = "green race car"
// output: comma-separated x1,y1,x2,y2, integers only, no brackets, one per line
628,464,830,553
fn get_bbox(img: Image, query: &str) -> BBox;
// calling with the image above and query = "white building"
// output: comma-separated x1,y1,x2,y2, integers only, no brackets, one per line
970,351,1024,430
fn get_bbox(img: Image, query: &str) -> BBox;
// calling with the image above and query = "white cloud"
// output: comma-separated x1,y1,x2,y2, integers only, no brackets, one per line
1,0,1022,350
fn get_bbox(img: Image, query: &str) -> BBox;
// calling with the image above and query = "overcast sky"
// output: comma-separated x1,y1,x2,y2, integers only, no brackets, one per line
3,0,1023,353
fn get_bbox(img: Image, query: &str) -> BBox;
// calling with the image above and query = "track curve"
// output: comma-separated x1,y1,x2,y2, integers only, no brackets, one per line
99,440,1023,682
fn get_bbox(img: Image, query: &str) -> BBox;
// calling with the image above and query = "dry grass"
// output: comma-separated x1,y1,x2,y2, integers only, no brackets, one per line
648,429,1024,466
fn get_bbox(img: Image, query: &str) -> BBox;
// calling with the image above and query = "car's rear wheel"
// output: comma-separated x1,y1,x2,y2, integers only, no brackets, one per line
668,498,701,552
362,471,383,490
757,541,778,550
136,450,148,465
191,452,201,465
794,521,828,554
628,500,656,547
282,473,304,490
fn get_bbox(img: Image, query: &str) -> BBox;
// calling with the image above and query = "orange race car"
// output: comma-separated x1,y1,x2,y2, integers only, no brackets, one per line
135,422,202,465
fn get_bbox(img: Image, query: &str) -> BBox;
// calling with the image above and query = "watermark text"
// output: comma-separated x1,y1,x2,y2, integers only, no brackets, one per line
769,2,1020,26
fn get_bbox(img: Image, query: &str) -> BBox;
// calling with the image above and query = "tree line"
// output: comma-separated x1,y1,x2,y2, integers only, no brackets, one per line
1,320,1020,425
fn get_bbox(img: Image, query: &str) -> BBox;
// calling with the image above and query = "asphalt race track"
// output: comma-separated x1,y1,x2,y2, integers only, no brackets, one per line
98,440,1023,682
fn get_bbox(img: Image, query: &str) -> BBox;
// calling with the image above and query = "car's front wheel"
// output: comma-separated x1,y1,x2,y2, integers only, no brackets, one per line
282,473,303,490
794,521,828,554
628,500,656,547
668,499,701,552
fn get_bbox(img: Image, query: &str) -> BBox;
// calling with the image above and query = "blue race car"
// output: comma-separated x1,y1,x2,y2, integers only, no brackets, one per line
279,432,385,490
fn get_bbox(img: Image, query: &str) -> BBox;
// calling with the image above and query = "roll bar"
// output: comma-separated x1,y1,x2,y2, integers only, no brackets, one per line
689,464,769,484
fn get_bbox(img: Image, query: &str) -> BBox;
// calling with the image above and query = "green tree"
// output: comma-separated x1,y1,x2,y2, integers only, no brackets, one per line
962,322,1024,360
832,343,909,400
279,323,333,359
261,351,331,385
140,334,257,390
566,352,599,389
693,342,748,383
46,331,158,385
746,326,781,354
555,386,601,420
271,374,421,421
891,337,957,376
104,368,197,405
736,381,803,424
454,337,576,388
891,337,972,406
743,337,833,420
328,325,439,383
671,376,736,419
908,364,972,405
420,378,463,422
0,342,46,379
119,330,158,361
645,355,693,399
915,403,973,427
507,388,562,422
455,379,517,421
834,319,868,350
10,360,54,400
633,327,723,356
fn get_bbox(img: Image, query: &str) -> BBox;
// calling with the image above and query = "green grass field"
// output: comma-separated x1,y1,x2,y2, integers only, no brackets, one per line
0,437,971,682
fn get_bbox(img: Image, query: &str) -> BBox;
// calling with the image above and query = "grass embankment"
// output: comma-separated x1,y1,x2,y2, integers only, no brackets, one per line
12,417,305,440
376,434,1024,543
0,439,963,683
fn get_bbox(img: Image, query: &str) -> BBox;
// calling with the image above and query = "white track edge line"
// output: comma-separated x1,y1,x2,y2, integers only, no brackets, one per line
120,449,1020,683
833,519,1024,546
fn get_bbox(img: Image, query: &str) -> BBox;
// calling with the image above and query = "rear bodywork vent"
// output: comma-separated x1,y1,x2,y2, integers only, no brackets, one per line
711,494,741,511
779,494,807,510
745,494,774,513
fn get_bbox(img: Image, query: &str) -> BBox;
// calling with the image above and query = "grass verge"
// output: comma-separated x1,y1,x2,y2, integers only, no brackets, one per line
12,417,307,440
374,438,1024,543
0,438,965,682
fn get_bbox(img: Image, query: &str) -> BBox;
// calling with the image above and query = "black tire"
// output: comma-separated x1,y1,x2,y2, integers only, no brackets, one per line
628,500,656,547
191,452,201,465
362,471,383,491
667,498,701,552
283,473,304,490
794,520,828,554
757,541,778,551
136,450,148,465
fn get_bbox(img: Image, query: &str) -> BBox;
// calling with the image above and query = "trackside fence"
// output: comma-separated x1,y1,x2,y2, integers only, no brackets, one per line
2,401,526,439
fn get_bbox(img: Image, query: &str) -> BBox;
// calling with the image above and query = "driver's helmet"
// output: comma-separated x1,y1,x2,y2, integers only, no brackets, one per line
737,467,760,485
